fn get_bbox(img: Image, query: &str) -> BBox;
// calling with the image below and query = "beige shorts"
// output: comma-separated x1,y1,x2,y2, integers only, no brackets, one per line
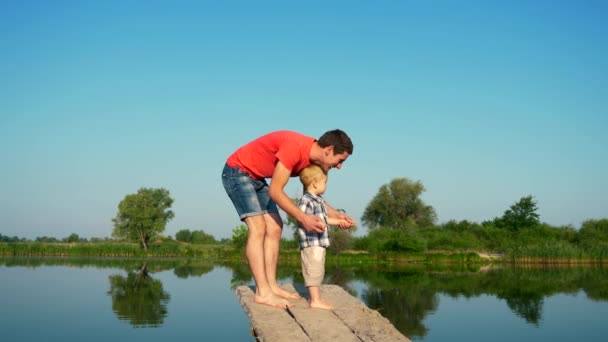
301,246,326,287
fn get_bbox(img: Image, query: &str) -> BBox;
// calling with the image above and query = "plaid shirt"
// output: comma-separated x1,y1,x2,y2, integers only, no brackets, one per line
297,192,330,249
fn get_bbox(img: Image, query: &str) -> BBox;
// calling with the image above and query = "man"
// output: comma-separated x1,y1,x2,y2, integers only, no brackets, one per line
221,129,354,308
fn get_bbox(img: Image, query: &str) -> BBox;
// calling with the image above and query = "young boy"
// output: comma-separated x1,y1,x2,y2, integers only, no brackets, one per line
297,164,355,309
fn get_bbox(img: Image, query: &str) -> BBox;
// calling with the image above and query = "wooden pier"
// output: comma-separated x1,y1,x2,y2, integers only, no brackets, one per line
236,284,411,342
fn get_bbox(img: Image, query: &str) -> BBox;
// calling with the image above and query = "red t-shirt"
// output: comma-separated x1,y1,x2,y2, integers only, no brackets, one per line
226,130,315,180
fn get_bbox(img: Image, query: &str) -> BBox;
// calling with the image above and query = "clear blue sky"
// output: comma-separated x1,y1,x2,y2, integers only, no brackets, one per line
1,1,607,240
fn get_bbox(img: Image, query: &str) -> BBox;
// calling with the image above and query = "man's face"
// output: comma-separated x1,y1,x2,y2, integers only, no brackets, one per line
320,147,350,172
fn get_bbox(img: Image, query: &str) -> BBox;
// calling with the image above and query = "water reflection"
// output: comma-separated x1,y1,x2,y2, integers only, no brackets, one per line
338,264,608,339
173,260,214,278
107,262,170,327
2,257,606,339
224,261,608,339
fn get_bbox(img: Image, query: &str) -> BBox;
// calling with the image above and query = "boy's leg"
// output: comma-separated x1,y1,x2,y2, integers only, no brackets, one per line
308,286,333,310
308,285,321,302
302,246,333,309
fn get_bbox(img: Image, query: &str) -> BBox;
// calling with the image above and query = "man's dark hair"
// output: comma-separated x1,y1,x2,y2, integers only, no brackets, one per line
318,129,353,155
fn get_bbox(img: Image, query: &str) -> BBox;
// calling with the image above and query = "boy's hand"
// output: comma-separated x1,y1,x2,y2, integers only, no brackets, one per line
338,218,356,230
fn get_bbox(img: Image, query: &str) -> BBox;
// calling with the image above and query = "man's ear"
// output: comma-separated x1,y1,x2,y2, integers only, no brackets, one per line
323,145,334,156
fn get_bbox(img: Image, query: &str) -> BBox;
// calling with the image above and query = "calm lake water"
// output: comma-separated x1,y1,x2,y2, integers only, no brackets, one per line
1,257,606,341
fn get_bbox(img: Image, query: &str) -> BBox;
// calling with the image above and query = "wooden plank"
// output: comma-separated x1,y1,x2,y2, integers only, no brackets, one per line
235,285,311,342
324,285,411,342
283,284,361,342
236,284,411,342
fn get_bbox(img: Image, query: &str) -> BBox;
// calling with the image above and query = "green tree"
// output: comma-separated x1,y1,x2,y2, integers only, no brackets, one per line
0,234,24,242
65,233,80,243
175,229,192,243
496,195,540,231
231,224,248,249
578,219,608,250
191,230,217,244
362,178,436,230
35,236,59,243
112,187,174,251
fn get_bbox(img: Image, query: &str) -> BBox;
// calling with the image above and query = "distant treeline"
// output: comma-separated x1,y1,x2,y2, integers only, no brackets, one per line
5,180,606,263
0,240,237,259
0,233,112,244
352,218,608,262
2,218,607,262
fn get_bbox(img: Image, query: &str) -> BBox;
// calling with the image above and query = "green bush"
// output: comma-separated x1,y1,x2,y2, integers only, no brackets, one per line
367,228,427,253
327,228,353,254
280,238,298,250
191,230,217,244
578,219,608,249
470,225,512,252
422,228,482,251
231,225,248,249
175,229,193,243
352,236,371,251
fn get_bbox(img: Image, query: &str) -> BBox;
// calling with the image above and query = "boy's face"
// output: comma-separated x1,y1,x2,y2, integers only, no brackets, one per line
314,174,328,195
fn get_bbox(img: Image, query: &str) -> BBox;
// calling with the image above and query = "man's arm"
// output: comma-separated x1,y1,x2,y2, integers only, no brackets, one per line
269,161,325,233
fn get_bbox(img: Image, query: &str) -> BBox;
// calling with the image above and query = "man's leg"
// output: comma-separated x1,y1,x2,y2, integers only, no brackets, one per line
263,213,301,300
244,215,292,308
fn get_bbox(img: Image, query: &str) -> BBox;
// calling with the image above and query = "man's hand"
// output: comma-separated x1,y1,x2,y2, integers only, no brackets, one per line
337,212,356,228
301,214,325,233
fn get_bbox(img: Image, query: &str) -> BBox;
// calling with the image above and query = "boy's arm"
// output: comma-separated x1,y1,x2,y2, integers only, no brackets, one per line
325,202,356,227
326,217,353,228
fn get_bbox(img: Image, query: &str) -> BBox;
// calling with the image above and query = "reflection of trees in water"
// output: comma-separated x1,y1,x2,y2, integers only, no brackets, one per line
357,268,438,339
173,261,214,278
225,260,253,289
505,296,543,325
222,260,361,296
489,269,551,325
107,263,170,327
347,265,608,338
325,266,358,296
581,267,608,301
219,260,608,338
364,286,437,338
3,256,605,334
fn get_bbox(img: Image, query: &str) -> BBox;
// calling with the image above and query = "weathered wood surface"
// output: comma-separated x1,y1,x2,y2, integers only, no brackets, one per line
236,284,410,342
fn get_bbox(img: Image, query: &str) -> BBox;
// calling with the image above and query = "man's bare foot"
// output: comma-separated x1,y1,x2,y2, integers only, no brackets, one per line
254,294,294,309
309,299,334,310
272,286,301,300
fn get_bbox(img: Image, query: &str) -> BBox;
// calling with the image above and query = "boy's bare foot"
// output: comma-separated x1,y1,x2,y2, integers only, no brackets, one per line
309,299,334,310
272,286,301,300
254,294,294,309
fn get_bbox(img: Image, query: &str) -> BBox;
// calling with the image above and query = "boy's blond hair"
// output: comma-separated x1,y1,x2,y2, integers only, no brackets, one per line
299,164,327,188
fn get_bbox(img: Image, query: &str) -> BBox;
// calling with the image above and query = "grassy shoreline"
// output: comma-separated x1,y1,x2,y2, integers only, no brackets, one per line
1,242,606,265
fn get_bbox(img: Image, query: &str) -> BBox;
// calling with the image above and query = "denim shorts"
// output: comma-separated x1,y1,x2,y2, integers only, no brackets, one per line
221,163,279,220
